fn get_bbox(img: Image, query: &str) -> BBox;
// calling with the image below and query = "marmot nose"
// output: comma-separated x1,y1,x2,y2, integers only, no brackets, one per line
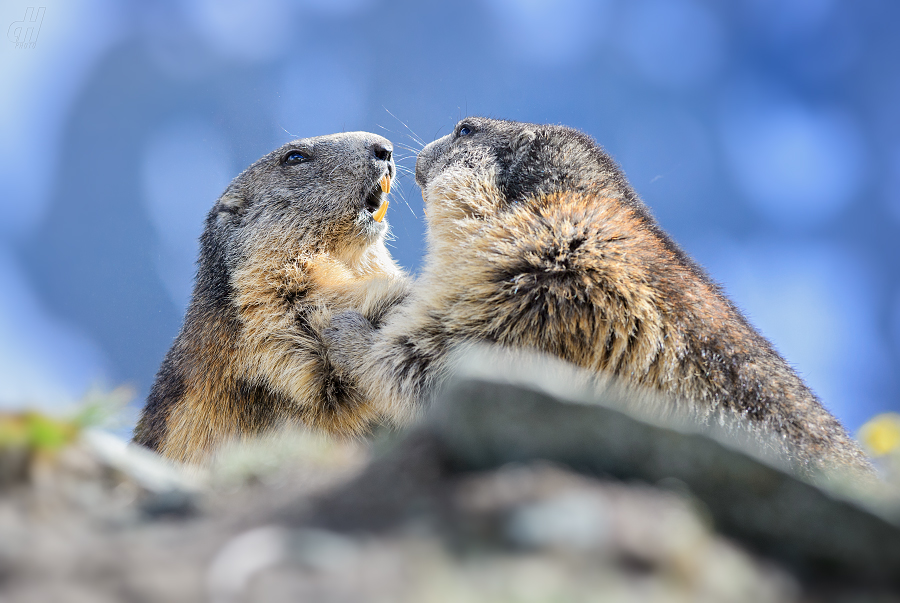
372,142,392,163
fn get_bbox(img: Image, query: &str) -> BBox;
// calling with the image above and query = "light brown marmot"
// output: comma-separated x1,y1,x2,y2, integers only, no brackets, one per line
325,117,874,479
133,132,408,464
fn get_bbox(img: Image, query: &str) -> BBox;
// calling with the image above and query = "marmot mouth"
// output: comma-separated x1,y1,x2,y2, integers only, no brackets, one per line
363,174,391,222
364,184,385,214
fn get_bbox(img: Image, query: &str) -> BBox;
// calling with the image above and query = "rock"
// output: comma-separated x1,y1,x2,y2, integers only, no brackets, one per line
1,350,899,601
426,349,900,586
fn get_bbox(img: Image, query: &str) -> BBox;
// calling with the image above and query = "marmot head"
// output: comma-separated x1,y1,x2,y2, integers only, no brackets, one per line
209,132,395,267
415,117,649,224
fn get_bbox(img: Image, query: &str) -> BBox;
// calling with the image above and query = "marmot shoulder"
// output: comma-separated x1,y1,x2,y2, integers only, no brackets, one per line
325,117,874,480
133,132,408,464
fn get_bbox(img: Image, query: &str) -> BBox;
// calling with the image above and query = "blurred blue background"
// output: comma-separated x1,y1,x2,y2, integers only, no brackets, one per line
1,0,898,433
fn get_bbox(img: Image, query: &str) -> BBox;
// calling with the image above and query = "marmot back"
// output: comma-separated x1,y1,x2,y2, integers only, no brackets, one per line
134,132,408,464
325,117,874,480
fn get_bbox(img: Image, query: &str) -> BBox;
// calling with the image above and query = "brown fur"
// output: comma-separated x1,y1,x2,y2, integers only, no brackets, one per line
325,118,874,480
133,132,408,464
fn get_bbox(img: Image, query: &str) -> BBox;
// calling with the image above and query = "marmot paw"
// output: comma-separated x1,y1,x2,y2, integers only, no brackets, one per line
324,310,375,373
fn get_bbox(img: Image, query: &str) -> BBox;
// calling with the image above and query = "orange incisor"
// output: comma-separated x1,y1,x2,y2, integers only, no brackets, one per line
373,175,390,222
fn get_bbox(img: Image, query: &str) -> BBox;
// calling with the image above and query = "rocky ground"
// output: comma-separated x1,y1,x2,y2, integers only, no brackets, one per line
2,352,900,602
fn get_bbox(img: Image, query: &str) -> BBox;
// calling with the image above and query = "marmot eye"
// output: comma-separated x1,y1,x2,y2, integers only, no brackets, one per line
458,126,472,137
283,151,310,165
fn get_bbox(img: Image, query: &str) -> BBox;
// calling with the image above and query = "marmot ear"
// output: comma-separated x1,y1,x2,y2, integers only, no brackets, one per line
515,129,537,150
216,187,248,216
500,129,542,205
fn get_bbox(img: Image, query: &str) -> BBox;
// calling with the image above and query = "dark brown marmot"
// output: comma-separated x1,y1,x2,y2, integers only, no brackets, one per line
133,132,408,464
325,117,873,479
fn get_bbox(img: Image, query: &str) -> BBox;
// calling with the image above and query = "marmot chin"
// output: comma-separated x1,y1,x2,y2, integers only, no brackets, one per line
134,132,408,464
325,117,873,479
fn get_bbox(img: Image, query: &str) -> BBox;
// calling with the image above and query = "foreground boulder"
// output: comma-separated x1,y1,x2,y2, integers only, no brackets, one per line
1,352,898,602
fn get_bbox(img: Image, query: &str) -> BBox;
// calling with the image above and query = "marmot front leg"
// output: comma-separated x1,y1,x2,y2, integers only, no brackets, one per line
325,307,446,425
324,310,376,380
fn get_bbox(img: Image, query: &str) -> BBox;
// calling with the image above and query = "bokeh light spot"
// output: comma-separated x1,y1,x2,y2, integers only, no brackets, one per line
719,85,866,226
482,0,613,65
619,0,725,88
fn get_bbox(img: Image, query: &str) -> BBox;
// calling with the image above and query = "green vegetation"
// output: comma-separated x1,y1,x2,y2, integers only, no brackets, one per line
0,386,133,456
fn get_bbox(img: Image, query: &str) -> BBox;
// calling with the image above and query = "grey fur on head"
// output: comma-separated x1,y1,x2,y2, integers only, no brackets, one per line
214,132,395,269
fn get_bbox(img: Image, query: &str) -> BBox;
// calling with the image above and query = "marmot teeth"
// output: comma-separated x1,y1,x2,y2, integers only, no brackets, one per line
372,200,389,223
368,175,391,222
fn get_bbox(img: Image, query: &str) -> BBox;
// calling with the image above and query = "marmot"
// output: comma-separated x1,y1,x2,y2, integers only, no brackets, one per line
325,117,874,479
133,132,409,464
